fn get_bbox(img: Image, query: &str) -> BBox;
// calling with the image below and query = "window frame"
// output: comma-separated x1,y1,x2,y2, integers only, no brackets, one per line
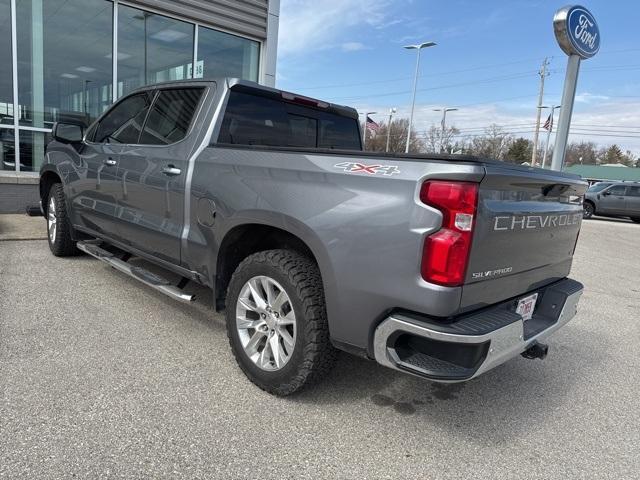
85,85,208,147
137,86,207,147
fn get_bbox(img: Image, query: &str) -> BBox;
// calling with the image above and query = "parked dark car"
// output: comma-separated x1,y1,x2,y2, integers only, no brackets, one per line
583,181,640,222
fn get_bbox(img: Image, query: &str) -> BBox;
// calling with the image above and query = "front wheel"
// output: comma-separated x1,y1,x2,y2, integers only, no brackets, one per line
46,183,78,257
583,202,595,219
226,249,337,396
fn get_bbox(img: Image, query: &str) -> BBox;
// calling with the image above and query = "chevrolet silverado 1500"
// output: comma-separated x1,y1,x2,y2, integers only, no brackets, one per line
40,78,587,395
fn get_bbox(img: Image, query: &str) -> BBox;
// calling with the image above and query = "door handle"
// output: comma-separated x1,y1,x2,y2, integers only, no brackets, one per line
162,165,182,176
104,158,117,166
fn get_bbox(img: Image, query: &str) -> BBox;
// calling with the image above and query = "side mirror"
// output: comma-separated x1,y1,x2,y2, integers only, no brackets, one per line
52,122,84,144
602,191,611,196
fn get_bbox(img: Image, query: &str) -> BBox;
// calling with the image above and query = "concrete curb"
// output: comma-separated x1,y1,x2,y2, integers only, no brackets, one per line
0,214,47,241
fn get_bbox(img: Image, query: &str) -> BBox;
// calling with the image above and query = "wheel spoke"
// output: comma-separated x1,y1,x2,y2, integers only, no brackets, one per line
271,290,287,313
279,311,296,326
277,326,295,354
259,337,272,368
270,334,285,368
236,316,263,330
247,279,267,310
244,330,266,356
238,297,257,313
260,277,274,305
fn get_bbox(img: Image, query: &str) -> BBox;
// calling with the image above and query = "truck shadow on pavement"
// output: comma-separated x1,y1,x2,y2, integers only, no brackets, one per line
291,324,609,445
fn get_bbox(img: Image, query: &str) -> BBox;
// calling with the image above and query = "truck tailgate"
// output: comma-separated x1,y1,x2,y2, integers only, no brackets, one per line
460,164,587,312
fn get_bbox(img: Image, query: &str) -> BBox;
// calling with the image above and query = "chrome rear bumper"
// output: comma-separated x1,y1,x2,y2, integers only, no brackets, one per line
373,278,583,382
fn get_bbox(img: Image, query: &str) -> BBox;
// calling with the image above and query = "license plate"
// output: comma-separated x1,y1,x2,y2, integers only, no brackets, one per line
516,293,538,321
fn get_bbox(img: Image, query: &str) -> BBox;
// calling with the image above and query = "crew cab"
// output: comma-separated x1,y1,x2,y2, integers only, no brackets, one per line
39,78,587,395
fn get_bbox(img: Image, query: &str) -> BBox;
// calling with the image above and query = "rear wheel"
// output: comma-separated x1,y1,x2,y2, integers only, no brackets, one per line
46,183,78,257
631,217,640,224
225,249,337,396
583,202,595,219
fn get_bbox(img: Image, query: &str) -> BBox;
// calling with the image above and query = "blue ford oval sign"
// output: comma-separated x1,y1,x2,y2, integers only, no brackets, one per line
554,5,600,59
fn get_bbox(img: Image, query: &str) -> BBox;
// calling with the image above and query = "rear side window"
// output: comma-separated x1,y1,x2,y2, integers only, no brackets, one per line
217,91,361,150
627,186,640,197
607,185,627,196
139,88,204,145
94,93,152,143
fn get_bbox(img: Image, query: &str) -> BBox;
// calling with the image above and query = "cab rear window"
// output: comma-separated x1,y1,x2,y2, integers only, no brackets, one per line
217,90,361,150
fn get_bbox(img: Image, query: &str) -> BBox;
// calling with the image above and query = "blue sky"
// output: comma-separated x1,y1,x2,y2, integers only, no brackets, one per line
276,0,640,153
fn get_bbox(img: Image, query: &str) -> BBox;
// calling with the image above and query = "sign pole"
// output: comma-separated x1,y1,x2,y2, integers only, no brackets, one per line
551,5,600,171
551,55,580,171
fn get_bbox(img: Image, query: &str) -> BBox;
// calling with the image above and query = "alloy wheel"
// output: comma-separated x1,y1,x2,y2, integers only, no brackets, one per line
235,275,297,371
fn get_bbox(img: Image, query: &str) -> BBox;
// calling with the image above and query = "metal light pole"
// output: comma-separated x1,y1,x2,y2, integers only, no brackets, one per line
404,41,436,153
361,111,376,150
433,107,457,153
540,104,561,168
386,107,397,153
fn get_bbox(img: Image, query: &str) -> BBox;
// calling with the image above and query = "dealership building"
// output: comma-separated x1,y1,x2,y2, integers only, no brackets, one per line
0,0,279,212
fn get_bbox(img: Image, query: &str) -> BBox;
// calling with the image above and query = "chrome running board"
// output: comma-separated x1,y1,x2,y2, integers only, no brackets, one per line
77,240,195,303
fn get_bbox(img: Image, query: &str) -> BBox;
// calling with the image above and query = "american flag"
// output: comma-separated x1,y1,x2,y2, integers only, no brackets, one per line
543,113,553,131
366,116,380,132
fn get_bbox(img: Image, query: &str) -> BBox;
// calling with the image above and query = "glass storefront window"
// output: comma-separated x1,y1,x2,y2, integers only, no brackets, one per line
197,26,259,82
0,0,13,132
18,130,50,173
117,6,194,97
16,0,113,132
5,1,262,172
0,128,16,171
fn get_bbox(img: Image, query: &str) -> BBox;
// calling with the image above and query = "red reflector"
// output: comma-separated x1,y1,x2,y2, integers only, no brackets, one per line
420,181,478,286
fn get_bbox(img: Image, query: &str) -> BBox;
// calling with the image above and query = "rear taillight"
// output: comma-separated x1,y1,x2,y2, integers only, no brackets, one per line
420,180,479,286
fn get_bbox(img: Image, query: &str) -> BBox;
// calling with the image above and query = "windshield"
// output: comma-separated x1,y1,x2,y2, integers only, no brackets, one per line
587,183,613,193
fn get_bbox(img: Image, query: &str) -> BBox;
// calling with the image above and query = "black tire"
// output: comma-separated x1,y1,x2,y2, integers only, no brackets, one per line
225,249,337,396
583,202,595,219
631,217,640,224
46,183,79,257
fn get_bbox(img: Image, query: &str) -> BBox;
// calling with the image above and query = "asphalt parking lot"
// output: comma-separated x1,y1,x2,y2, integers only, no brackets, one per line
1,218,639,479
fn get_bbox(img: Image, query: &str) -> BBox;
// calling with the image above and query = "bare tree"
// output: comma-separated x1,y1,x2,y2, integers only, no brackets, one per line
364,118,425,153
424,125,460,154
467,124,513,160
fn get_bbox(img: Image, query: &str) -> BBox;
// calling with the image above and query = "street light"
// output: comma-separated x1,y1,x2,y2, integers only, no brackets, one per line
360,111,377,150
539,104,561,168
433,107,458,153
404,41,436,153
386,107,397,153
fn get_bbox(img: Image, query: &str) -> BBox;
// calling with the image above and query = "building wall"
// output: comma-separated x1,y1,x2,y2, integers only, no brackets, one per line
125,0,269,38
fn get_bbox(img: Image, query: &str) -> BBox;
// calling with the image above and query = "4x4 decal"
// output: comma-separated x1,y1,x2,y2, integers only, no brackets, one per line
334,162,401,176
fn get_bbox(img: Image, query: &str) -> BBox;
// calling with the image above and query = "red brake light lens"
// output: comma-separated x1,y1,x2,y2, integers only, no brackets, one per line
420,180,479,286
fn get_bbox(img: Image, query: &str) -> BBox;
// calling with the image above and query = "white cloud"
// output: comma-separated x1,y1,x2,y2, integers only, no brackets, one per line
341,42,367,52
575,92,611,103
278,0,389,57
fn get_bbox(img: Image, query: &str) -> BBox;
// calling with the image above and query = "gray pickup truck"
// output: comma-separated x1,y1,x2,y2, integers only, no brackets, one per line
40,78,587,395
